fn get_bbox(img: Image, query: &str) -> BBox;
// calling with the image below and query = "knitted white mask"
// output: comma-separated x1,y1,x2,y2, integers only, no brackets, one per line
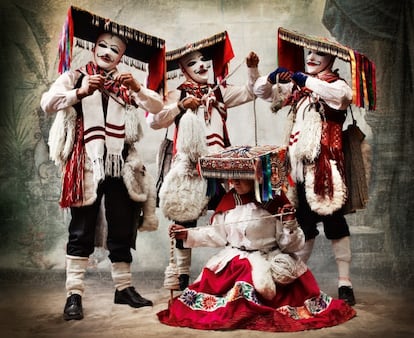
305,49,334,75
180,51,210,84
93,33,126,71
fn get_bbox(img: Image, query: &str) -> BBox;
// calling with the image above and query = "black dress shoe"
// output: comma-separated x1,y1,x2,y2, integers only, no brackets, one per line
178,274,189,291
63,294,83,321
338,286,356,306
114,287,153,308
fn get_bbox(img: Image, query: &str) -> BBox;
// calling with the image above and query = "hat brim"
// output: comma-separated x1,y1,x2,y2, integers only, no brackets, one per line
277,27,351,72
166,31,234,80
71,6,164,64
277,27,376,110
59,6,166,91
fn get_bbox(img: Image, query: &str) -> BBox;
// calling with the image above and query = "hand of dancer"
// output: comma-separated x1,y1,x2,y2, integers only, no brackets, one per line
268,67,292,84
278,204,296,221
178,96,201,112
114,72,141,92
291,72,308,87
246,51,259,68
76,74,105,99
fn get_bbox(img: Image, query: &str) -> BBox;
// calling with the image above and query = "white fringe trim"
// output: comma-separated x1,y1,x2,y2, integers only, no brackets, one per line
92,158,105,184
249,252,276,300
304,161,347,215
159,153,208,222
122,146,148,202
121,144,159,232
176,111,208,163
105,153,124,178
48,107,77,166
124,105,143,144
294,106,322,162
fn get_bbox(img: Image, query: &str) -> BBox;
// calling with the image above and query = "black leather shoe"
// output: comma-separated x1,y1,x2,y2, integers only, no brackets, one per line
338,286,356,306
114,287,153,308
63,294,83,321
179,274,189,291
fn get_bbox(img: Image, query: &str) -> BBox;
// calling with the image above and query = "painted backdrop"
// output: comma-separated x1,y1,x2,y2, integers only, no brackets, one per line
0,0,412,288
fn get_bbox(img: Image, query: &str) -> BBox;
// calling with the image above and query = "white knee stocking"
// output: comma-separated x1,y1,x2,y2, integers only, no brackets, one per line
65,255,88,297
111,262,132,291
331,236,352,287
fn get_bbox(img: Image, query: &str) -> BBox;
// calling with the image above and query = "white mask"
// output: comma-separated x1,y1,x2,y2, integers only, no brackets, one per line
179,51,210,84
305,49,334,75
93,33,126,71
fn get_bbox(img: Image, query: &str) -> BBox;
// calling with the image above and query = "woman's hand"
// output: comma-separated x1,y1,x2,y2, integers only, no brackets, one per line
278,204,296,221
169,223,188,240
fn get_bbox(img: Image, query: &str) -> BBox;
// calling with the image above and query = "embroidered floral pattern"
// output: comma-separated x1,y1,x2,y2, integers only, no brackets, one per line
178,281,259,311
277,305,302,320
276,292,332,319
305,291,332,314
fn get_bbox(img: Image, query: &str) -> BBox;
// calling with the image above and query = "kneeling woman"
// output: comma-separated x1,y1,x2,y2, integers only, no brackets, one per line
157,178,355,332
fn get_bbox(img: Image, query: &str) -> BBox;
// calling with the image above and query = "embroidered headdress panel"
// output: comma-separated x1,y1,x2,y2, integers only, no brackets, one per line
166,31,234,84
58,6,166,92
199,145,289,202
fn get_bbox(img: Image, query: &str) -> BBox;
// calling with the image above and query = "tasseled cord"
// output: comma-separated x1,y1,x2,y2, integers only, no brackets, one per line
58,7,74,74
349,49,376,111
163,237,180,304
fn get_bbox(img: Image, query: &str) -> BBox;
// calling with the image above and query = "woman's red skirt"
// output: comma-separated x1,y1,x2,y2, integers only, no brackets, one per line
157,256,356,332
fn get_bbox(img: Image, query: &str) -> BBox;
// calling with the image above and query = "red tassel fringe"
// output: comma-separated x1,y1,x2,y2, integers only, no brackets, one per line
313,121,345,199
60,115,84,208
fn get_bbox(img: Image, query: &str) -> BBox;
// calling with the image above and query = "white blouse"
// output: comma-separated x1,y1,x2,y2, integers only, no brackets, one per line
184,202,305,274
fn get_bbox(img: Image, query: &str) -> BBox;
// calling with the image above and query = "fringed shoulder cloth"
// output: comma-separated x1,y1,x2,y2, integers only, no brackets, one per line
49,62,144,208
172,81,230,155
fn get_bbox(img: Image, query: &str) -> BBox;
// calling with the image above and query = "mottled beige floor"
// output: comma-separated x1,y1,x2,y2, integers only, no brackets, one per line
1,271,413,338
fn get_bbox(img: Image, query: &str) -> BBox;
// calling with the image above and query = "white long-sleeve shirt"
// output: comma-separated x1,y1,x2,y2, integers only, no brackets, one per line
184,202,304,272
182,200,306,299
253,75,352,111
41,69,164,115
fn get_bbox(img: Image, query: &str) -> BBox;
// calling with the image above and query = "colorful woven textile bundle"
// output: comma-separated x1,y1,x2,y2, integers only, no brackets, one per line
199,145,289,201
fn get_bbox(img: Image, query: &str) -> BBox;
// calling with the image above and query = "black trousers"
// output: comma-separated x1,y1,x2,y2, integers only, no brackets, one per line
67,177,136,263
295,182,350,241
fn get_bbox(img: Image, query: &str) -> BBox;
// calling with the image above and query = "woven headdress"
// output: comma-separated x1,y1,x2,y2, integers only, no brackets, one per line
58,6,166,92
199,145,289,202
166,31,234,83
277,27,376,110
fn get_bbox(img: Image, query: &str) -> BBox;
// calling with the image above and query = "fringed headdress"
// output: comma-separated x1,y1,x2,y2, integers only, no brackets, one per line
277,27,376,110
166,31,234,84
199,145,289,202
58,6,166,92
